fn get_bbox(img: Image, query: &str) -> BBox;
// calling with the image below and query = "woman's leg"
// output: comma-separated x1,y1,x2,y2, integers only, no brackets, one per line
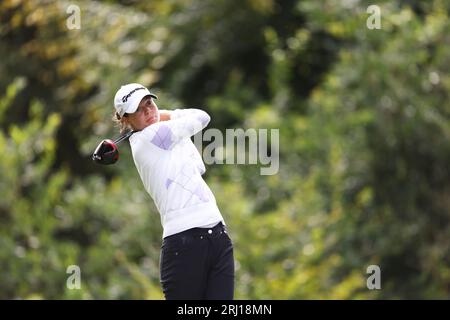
205,231,235,300
160,233,209,299
159,224,235,300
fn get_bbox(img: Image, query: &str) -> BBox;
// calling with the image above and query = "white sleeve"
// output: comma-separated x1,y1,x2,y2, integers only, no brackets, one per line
141,108,210,150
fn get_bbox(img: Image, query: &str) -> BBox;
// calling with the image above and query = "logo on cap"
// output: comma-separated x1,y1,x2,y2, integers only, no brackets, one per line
122,87,146,103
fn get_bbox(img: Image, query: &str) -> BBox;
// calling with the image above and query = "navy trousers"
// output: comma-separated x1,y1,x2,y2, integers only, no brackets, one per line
160,222,235,300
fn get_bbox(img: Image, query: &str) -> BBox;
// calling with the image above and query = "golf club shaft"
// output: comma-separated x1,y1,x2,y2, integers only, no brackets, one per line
114,130,135,144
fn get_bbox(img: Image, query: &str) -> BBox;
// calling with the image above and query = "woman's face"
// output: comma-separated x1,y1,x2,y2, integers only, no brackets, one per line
124,96,160,131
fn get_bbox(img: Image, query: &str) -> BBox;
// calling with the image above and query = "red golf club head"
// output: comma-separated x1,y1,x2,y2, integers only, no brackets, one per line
92,139,119,165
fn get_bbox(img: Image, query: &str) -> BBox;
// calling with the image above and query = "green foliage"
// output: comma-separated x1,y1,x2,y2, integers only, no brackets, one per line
0,0,449,299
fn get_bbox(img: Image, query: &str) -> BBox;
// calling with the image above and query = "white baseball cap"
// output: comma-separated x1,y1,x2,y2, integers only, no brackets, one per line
114,83,158,117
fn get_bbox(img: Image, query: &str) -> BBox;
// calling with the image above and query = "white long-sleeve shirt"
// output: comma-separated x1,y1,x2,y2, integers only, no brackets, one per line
129,108,224,238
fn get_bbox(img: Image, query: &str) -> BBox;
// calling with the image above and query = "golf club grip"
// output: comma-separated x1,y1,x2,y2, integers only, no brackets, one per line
113,130,135,144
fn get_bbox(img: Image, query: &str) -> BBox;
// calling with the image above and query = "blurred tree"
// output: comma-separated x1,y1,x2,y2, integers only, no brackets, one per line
0,79,163,299
0,0,98,175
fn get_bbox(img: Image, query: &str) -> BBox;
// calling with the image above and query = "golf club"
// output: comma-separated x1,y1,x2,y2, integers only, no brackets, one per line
92,130,135,165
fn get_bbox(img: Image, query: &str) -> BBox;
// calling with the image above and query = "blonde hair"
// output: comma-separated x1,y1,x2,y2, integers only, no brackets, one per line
112,111,131,134
112,99,153,133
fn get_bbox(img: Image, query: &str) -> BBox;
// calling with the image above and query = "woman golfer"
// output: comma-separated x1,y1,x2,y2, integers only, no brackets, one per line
113,83,234,300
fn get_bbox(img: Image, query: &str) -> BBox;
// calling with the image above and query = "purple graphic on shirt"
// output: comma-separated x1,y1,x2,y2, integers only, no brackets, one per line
194,183,209,202
199,114,210,127
165,162,211,212
165,178,173,189
151,125,174,150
